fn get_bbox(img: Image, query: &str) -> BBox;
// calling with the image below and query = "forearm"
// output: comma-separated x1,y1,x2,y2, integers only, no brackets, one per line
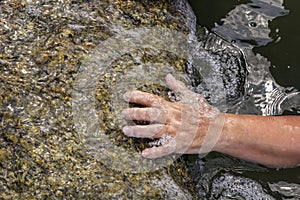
214,114,300,168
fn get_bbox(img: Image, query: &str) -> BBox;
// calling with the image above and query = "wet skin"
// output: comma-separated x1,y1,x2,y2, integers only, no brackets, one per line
123,74,300,168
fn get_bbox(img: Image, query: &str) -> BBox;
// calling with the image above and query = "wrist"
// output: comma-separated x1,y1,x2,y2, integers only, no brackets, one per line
198,112,226,157
213,113,233,152
213,113,242,153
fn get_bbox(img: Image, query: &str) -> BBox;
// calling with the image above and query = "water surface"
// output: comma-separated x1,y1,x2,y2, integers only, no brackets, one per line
188,0,300,199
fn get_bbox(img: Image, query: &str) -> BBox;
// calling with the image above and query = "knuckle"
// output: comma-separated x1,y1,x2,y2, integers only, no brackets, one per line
149,108,165,123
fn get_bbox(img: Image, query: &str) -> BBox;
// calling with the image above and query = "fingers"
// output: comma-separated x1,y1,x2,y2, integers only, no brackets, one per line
122,107,166,123
123,90,166,107
165,74,189,93
123,124,177,158
166,74,207,105
142,145,175,159
123,124,167,139
121,74,196,159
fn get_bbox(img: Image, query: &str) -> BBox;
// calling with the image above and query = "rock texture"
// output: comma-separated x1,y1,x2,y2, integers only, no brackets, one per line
0,0,197,199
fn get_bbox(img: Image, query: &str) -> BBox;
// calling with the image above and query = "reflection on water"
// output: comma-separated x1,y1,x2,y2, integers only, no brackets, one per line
197,0,299,116
0,0,299,198
189,0,300,199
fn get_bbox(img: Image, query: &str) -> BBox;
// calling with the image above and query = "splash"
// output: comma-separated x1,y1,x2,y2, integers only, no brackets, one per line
212,0,300,116
186,0,300,199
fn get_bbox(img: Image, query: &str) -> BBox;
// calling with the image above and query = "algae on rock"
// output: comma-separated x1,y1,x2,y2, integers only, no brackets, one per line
0,0,198,198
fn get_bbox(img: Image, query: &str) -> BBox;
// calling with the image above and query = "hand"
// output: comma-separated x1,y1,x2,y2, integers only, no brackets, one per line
122,74,222,158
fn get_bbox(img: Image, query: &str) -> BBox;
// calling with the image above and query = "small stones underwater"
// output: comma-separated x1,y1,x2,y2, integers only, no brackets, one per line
0,0,197,199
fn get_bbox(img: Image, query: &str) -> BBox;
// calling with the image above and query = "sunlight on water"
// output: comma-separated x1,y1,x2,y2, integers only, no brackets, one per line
1,0,299,198
208,0,299,116
188,0,300,199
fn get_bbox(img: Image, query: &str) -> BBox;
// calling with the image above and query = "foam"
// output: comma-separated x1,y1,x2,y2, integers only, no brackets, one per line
210,173,275,199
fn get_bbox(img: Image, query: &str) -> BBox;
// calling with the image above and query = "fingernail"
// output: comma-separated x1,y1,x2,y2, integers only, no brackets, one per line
123,92,131,101
122,126,133,136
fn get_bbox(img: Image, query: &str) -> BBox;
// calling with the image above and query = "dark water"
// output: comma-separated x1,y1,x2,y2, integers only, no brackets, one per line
189,0,300,90
188,0,300,199
256,0,300,90
0,0,298,198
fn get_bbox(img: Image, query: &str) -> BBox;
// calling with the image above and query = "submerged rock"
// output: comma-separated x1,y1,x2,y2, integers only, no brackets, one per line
0,0,250,198
0,0,197,198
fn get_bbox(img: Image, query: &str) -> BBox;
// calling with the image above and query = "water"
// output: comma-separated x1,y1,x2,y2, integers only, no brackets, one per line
187,0,300,199
0,1,198,198
1,0,299,198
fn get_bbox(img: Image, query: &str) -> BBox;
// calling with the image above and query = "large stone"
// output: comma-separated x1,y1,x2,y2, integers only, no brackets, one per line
0,0,198,198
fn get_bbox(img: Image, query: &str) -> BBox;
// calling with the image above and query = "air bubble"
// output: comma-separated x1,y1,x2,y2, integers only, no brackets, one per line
249,22,257,28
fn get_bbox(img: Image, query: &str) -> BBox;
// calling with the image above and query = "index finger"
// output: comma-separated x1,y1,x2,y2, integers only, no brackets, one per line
165,74,189,93
123,90,166,107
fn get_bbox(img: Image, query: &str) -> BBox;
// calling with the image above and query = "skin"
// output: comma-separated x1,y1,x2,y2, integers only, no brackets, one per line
122,74,300,168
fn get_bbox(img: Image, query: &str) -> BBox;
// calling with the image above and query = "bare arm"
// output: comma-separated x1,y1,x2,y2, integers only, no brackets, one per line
215,114,300,167
122,74,300,168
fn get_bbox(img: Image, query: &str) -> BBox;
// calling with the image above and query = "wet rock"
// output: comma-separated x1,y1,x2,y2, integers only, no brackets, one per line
189,31,247,110
0,0,197,199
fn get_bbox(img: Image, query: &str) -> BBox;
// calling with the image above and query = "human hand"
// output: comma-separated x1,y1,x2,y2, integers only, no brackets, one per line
122,74,224,158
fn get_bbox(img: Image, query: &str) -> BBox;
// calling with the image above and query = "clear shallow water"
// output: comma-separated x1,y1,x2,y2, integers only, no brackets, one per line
74,0,300,198
0,1,199,198
187,0,300,199
1,0,299,198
